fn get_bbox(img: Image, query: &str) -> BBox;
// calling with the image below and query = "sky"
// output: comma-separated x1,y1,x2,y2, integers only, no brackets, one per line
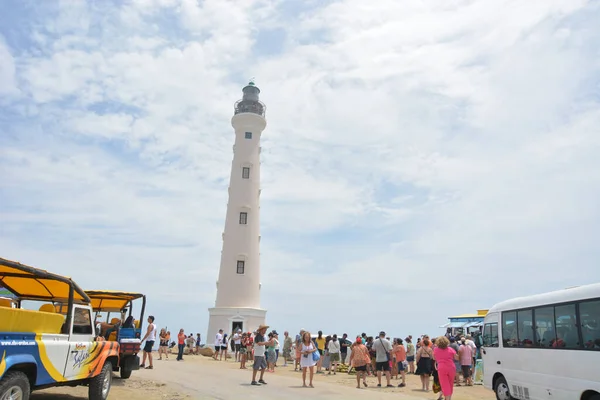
1,0,600,342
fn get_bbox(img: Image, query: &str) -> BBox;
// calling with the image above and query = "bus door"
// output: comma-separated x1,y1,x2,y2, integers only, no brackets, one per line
481,312,500,389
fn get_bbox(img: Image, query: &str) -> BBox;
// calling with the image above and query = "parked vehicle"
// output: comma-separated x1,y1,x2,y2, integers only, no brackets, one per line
482,283,600,400
0,257,118,400
85,290,146,379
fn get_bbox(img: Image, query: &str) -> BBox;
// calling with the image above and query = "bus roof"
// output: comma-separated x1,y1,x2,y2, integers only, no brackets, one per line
488,282,600,313
85,290,145,311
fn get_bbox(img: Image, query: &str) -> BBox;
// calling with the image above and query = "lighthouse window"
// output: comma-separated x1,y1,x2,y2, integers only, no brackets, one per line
236,260,245,274
245,131,252,139
242,167,250,179
239,212,248,224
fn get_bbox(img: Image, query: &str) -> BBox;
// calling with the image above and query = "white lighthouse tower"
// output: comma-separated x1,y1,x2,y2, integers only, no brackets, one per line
207,81,267,344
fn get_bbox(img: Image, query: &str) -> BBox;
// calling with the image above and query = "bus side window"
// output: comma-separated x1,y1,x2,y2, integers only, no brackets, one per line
555,304,579,349
534,306,555,348
517,309,534,347
483,323,499,347
502,311,518,347
579,300,600,350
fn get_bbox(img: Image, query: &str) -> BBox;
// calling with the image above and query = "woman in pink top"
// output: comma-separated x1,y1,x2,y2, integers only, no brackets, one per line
433,337,457,400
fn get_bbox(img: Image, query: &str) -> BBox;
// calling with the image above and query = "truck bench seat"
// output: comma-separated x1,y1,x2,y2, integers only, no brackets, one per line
0,307,65,334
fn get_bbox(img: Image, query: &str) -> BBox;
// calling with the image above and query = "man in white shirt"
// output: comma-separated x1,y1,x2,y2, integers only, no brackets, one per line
213,329,224,360
372,331,393,387
327,334,341,374
251,324,270,386
233,329,242,361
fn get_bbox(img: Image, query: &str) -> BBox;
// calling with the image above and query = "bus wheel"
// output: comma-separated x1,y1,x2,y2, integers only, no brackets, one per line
494,376,513,400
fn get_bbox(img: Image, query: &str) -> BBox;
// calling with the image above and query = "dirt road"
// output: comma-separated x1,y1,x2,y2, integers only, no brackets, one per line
32,352,496,399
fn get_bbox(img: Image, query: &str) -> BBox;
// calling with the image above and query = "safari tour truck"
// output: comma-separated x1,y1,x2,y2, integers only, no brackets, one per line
0,257,119,400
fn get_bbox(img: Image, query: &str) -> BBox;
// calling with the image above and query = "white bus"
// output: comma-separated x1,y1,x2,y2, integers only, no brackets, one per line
482,283,600,400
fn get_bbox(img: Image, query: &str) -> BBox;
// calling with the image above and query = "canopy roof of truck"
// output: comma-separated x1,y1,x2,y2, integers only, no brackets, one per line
85,290,145,311
0,257,90,303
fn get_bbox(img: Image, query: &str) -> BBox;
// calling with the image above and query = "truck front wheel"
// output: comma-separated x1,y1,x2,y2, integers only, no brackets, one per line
0,371,30,400
88,362,112,400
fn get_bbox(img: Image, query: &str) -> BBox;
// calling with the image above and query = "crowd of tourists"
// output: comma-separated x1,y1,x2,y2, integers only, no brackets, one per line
196,324,482,399
135,316,482,400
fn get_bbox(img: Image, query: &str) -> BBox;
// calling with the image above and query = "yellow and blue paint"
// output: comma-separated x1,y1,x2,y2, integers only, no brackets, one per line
0,333,118,385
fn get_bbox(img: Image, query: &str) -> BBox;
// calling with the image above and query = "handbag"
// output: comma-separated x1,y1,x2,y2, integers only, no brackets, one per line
380,338,390,361
312,345,321,362
433,382,441,394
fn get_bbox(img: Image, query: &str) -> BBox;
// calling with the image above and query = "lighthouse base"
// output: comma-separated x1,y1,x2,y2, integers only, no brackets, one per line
207,307,267,348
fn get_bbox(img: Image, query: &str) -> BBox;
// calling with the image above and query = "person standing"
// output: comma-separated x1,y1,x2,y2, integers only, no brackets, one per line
327,334,341,375
220,333,229,361
433,336,457,400
195,333,202,355
406,337,416,374
282,331,293,367
314,331,326,374
233,329,242,362
176,328,186,361
349,337,369,388
300,331,317,388
139,315,157,369
393,338,407,387
251,325,270,386
158,328,169,360
266,332,277,372
294,330,304,371
416,338,433,391
340,333,350,365
449,337,461,385
372,331,393,387
213,329,223,360
272,331,280,367
239,332,248,369
459,337,474,386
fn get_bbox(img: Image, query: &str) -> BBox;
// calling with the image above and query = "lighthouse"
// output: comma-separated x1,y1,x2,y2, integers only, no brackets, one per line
207,81,267,345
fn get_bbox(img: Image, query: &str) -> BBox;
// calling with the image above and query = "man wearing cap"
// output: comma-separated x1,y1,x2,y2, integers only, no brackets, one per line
251,324,270,386
372,331,393,387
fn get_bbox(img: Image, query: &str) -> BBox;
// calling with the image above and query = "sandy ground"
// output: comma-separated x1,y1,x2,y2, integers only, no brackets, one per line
31,352,496,399
31,374,190,400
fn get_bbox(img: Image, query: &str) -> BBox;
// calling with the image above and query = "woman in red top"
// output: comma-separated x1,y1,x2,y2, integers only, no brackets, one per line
176,328,186,361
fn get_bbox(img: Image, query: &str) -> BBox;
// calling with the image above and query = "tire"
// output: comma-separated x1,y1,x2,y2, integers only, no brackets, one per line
119,366,132,379
588,395,600,400
494,375,514,400
89,362,112,400
0,371,30,400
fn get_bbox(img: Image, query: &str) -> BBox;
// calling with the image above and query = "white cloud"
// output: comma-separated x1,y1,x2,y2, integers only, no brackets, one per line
0,36,19,96
2,0,600,339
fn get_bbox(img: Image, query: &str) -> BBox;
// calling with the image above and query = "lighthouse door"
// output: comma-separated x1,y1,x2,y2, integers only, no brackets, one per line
232,321,243,333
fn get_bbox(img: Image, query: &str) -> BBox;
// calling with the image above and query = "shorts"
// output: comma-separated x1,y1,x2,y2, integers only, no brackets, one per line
235,343,241,351
240,347,247,354
253,356,267,370
407,355,415,362
318,349,324,355
376,361,390,372
397,361,405,371
143,341,154,353
329,353,340,362
214,346,220,353
461,365,472,377
355,365,367,372
221,346,228,351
